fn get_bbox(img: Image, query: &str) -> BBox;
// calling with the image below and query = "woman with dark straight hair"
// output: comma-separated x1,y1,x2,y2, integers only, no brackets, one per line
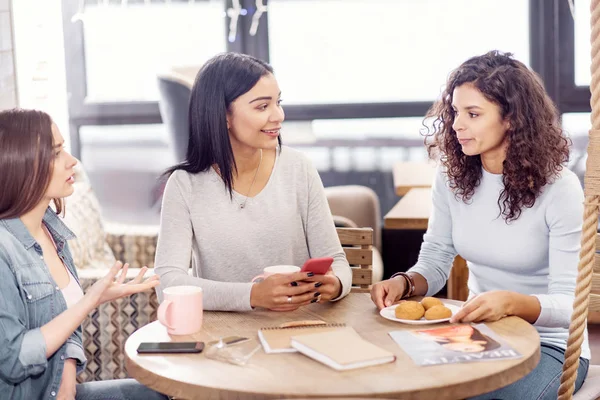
155,52,352,311
370,51,589,399
0,108,167,399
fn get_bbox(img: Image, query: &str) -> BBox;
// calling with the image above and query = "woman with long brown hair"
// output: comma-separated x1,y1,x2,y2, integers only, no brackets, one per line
371,51,589,398
0,109,167,399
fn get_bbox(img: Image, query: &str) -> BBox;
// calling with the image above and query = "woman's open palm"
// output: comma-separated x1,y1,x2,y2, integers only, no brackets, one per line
87,261,160,307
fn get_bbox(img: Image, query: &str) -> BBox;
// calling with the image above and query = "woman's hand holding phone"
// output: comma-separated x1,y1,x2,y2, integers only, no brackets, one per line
300,257,334,275
301,271,342,302
250,271,318,311
299,257,341,301
250,257,340,310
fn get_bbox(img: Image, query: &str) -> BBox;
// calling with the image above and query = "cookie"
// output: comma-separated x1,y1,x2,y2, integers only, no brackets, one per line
394,301,425,320
421,297,443,310
424,305,453,320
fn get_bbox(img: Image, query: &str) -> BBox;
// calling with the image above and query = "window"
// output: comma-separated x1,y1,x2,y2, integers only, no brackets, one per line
287,117,429,172
574,0,591,86
81,1,226,102
268,0,530,105
562,112,590,185
563,112,591,137
63,0,586,161
79,124,172,168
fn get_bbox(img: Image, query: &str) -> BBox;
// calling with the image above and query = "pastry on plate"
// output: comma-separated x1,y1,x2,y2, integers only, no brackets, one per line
424,305,453,320
394,301,425,320
421,297,443,310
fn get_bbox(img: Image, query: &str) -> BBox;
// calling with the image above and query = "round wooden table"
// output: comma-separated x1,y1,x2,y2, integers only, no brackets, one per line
125,293,540,399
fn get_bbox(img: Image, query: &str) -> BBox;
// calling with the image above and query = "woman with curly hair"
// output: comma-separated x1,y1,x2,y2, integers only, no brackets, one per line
371,51,589,399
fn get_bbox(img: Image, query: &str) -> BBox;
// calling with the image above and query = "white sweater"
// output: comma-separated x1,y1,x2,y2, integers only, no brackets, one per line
154,146,352,311
410,166,590,359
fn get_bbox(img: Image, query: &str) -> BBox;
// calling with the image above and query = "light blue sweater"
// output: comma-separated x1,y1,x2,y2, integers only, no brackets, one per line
410,166,590,359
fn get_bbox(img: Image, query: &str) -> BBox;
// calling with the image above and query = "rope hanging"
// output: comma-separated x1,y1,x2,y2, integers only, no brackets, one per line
558,1,600,399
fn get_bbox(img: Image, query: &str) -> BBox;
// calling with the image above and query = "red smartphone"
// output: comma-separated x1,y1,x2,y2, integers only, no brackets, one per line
300,257,334,275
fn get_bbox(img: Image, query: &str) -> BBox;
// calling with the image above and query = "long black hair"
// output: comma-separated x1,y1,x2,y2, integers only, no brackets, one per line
164,52,281,197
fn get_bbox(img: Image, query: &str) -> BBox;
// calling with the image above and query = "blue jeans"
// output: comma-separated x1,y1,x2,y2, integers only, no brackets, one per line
75,379,169,400
470,343,589,400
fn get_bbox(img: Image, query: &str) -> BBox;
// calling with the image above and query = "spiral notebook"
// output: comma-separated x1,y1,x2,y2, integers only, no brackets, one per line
258,321,347,354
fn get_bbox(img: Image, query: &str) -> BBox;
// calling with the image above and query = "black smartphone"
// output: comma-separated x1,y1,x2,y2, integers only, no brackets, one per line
137,341,205,354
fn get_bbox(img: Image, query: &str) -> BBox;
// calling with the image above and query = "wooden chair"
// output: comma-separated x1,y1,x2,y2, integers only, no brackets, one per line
336,227,373,293
326,185,384,284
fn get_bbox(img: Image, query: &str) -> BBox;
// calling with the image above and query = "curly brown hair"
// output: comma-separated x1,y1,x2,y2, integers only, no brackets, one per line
423,50,570,222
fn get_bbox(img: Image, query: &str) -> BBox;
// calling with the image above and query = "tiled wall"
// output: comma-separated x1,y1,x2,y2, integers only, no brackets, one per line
0,0,16,110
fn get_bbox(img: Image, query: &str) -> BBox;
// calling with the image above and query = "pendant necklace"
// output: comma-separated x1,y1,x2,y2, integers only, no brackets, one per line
238,149,262,209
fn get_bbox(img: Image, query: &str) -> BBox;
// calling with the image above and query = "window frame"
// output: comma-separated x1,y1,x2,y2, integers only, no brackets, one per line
61,0,588,159
556,0,592,113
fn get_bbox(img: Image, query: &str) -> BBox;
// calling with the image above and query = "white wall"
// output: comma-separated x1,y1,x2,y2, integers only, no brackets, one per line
12,0,70,149
0,0,17,109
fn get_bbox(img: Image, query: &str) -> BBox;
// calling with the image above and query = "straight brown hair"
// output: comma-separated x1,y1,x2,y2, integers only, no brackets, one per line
0,108,63,219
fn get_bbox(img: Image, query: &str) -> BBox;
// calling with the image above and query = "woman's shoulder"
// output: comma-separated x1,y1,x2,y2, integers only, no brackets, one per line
548,167,582,193
279,145,313,166
433,162,453,190
167,168,214,190
541,167,583,206
161,168,220,207
277,146,318,177
0,224,20,264
542,167,584,224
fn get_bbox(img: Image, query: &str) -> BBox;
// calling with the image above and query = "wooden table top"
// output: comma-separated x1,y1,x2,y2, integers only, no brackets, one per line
384,187,432,230
125,293,540,400
393,161,437,196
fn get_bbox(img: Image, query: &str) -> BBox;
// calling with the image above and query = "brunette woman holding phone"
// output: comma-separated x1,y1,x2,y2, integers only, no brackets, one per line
0,109,168,399
154,53,352,312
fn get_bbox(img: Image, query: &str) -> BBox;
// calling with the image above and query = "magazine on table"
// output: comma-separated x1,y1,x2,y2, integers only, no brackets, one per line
388,323,522,366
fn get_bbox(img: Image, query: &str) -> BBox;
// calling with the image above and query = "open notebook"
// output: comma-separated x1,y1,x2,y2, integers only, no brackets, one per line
290,327,396,371
258,321,346,354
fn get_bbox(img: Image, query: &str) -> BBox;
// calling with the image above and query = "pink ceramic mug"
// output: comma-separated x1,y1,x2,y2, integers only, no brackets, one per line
251,265,301,282
157,285,203,335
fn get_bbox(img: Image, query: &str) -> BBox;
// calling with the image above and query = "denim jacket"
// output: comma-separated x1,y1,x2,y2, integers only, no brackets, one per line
0,208,86,400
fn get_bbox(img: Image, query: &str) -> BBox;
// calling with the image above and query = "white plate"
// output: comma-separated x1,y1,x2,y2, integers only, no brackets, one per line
380,302,461,325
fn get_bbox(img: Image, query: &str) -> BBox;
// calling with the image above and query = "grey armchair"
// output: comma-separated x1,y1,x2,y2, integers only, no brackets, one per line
157,67,199,162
